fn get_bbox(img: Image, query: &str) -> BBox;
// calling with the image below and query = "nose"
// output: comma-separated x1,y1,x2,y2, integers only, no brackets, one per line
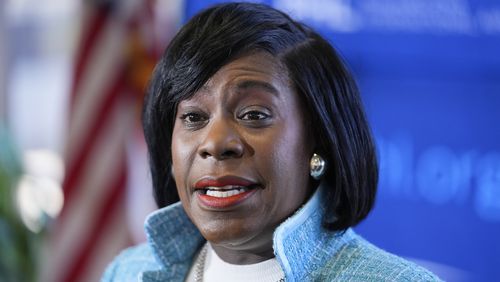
197,118,244,160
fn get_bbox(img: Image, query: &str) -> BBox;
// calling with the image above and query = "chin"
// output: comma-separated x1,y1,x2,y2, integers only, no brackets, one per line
200,219,251,240
196,218,265,247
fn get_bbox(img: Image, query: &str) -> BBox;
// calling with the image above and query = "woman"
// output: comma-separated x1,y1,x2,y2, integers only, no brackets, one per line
103,3,441,281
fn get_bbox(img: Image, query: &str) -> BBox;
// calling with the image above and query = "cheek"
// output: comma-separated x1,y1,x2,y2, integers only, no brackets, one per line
256,122,311,191
276,119,311,164
171,131,196,198
273,137,310,185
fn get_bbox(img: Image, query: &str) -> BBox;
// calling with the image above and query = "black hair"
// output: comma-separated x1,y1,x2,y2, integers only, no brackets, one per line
142,2,378,231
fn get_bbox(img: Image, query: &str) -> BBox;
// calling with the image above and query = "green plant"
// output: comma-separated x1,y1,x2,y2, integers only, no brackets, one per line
0,125,39,282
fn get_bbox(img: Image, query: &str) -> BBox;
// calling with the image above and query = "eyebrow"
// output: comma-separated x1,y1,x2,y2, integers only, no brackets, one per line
234,80,280,96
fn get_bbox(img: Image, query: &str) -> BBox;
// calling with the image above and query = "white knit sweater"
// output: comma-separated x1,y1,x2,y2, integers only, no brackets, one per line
185,243,285,282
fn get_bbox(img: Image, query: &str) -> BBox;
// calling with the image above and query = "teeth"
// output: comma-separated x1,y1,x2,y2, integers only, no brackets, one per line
205,185,242,190
206,188,247,198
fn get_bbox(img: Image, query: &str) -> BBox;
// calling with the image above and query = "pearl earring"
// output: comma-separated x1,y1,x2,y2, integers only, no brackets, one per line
310,153,326,180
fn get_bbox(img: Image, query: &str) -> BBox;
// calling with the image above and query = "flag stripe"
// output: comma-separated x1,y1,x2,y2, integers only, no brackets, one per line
79,200,132,282
62,70,127,212
66,16,127,165
50,99,134,281
62,162,127,282
56,96,133,232
44,2,164,281
71,6,111,104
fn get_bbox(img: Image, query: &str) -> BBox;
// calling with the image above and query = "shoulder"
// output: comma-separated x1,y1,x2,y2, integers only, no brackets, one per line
311,233,442,281
101,243,160,281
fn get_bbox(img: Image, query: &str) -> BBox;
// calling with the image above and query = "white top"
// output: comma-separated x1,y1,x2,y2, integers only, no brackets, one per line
186,243,285,282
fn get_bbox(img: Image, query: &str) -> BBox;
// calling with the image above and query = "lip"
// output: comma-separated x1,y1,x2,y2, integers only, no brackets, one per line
193,175,260,209
194,175,258,189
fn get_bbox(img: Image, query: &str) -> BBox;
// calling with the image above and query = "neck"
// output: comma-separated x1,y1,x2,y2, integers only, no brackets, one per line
209,233,275,264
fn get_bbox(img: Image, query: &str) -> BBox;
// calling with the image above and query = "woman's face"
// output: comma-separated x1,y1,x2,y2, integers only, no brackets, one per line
171,52,314,262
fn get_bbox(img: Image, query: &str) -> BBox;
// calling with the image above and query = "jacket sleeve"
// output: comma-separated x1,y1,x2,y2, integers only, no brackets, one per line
100,243,158,282
101,258,119,281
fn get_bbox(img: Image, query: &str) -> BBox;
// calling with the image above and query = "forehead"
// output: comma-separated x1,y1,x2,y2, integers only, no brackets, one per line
198,52,291,97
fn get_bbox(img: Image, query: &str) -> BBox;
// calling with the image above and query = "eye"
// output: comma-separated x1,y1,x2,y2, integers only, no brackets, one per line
179,112,208,128
240,110,270,121
237,107,273,128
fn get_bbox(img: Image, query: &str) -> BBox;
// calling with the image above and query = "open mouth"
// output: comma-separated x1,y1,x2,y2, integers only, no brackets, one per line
198,184,259,198
193,176,261,208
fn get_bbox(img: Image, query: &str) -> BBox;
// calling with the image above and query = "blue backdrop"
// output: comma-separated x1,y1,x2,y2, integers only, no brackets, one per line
184,1,500,280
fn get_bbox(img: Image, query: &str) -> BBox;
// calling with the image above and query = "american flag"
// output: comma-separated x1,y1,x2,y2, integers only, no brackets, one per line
41,1,161,281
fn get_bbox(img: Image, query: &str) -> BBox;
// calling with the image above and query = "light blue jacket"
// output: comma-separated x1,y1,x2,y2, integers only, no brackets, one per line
102,186,441,281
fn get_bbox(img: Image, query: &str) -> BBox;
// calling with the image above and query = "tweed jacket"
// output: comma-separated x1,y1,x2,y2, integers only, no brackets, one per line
102,185,441,282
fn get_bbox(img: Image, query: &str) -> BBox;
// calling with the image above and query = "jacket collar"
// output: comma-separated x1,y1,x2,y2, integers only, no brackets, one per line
144,202,204,280
144,184,353,282
273,183,353,281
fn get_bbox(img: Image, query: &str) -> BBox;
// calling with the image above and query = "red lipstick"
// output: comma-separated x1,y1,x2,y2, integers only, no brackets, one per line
194,175,257,189
194,175,259,209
